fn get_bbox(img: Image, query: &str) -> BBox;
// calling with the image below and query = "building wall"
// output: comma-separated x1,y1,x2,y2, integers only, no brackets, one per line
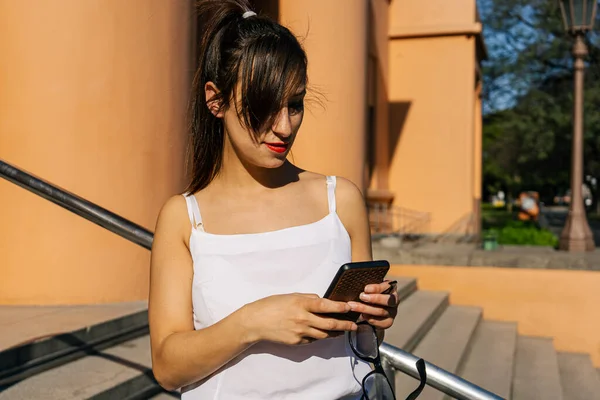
389,0,476,29
390,265,600,368
0,0,484,304
0,0,192,304
388,35,477,234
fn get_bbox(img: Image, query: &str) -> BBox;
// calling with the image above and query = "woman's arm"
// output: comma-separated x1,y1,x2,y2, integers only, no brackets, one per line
335,178,373,263
336,178,397,342
149,196,254,391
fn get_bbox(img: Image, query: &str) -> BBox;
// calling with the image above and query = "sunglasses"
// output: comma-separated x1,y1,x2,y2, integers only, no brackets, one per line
349,321,427,400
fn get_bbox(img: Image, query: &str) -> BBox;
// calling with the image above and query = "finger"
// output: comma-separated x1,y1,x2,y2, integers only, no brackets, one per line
364,282,389,294
364,280,397,294
306,297,351,314
358,292,399,307
347,302,391,318
309,315,358,332
362,314,394,330
302,327,330,341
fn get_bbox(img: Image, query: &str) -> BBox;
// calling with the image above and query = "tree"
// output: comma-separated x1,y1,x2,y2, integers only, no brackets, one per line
479,0,600,208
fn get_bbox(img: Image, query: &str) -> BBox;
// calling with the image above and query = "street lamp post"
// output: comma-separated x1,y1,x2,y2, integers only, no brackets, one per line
558,0,597,251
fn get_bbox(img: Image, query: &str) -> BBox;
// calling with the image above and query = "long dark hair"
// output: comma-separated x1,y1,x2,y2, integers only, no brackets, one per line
186,0,308,194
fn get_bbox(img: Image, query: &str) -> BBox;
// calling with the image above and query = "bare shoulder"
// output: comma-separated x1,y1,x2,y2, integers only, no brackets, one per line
334,177,372,260
334,177,367,228
295,172,364,207
297,170,327,184
334,177,364,209
295,170,328,198
154,194,190,245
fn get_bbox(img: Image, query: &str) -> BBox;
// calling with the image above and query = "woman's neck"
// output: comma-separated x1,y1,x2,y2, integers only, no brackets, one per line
213,139,297,192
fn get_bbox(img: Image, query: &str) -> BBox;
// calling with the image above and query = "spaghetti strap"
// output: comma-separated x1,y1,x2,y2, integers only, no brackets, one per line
183,193,204,231
326,176,337,213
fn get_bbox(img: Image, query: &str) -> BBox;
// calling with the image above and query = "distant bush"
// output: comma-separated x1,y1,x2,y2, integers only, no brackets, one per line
485,221,558,247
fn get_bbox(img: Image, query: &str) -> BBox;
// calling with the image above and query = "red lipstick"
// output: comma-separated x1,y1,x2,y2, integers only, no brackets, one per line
265,142,288,154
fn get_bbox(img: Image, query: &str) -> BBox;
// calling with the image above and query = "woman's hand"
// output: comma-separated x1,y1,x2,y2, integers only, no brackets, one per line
347,280,399,330
239,293,358,346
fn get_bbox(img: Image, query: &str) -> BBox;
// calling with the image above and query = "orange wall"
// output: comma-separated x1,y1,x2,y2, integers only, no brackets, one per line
390,265,600,367
0,1,192,304
388,35,476,233
390,0,476,31
279,0,368,190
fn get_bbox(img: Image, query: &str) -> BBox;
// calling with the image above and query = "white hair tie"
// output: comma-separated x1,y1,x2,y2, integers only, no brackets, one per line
242,11,257,19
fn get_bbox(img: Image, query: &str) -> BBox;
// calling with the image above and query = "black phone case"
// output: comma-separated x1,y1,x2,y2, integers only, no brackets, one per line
322,260,390,322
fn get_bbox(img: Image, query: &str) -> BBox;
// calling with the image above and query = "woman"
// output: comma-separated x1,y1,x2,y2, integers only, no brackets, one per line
149,1,399,398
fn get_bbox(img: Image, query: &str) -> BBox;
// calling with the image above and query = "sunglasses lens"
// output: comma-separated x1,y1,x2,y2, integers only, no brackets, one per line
350,323,378,359
364,372,395,400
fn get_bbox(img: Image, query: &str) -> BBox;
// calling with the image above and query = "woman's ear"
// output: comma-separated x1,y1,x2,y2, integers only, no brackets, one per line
205,82,224,117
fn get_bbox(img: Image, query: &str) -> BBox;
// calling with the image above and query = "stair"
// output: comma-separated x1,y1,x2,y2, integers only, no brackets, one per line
0,308,169,400
557,352,600,400
395,305,481,400
2,277,599,399
459,321,517,399
512,336,563,400
385,290,449,351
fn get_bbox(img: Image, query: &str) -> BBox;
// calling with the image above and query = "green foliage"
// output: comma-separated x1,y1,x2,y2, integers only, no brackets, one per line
481,207,516,230
486,221,559,247
481,208,559,247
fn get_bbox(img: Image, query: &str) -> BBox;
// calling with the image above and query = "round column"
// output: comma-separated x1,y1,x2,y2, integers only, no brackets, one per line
279,0,368,190
0,1,192,304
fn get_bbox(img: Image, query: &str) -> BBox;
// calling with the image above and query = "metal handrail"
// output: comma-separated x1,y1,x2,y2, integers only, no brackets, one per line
1,158,503,400
380,343,503,400
0,159,153,249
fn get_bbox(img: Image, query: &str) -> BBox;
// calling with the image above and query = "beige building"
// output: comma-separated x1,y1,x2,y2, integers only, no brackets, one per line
0,0,485,305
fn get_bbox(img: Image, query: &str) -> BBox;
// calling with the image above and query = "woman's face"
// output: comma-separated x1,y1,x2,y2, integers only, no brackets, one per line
222,87,306,169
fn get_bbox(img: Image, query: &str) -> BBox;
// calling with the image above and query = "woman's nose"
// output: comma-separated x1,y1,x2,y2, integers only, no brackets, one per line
272,108,292,137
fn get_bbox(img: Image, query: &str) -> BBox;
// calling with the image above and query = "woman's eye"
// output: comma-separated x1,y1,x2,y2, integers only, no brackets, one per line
288,101,304,115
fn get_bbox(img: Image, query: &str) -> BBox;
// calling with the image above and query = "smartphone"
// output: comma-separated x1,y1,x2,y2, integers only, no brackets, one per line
322,260,390,322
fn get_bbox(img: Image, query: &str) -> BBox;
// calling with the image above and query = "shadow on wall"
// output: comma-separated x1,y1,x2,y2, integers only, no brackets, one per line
388,101,412,165
368,203,431,236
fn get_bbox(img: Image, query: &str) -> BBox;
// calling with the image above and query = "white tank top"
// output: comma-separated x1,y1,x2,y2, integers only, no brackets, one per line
181,176,371,400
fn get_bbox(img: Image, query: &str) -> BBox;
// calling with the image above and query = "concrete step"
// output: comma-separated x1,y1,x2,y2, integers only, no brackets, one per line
0,301,148,352
458,320,517,399
394,305,482,400
0,335,162,400
388,276,418,303
557,352,600,400
384,290,449,352
0,303,148,388
512,336,563,400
